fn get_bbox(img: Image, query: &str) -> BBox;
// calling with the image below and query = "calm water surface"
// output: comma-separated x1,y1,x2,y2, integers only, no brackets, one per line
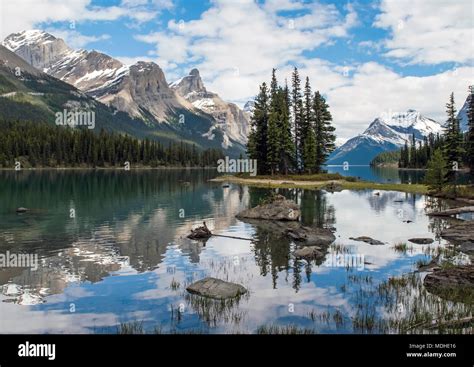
326,165,473,184
0,169,466,333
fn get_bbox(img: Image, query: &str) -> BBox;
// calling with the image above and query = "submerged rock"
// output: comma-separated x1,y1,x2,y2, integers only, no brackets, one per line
287,226,335,246
424,265,474,303
236,194,300,221
349,236,385,245
408,238,434,245
294,246,323,259
186,277,247,300
16,207,28,213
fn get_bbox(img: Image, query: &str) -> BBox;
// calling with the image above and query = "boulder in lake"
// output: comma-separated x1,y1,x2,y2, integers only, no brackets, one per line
236,194,300,221
287,226,335,246
350,236,385,245
408,238,434,245
186,277,247,300
294,246,323,259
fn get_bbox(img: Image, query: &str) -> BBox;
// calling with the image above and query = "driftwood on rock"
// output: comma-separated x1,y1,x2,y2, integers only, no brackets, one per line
428,206,474,217
188,222,212,240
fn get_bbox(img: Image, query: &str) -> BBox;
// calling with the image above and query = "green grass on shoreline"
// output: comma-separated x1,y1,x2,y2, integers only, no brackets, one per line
212,173,429,194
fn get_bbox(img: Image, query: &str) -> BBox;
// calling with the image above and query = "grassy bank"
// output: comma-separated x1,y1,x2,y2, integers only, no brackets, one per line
211,173,429,194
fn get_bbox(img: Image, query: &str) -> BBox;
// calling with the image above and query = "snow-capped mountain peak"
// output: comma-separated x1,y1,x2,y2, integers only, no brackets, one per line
171,68,250,147
327,110,444,165
2,30,58,51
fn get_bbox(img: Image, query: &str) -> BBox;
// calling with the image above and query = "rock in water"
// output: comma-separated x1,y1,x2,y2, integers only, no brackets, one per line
350,236,385,245
424,265,474,303
16,207,28,213
188,222,212,239
186,277,247,300
287,227,335,246
294,246,323,259
236,194,300,221
408,238,434,245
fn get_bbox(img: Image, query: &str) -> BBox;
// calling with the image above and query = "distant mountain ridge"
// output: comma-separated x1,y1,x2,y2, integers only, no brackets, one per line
327,110,444,165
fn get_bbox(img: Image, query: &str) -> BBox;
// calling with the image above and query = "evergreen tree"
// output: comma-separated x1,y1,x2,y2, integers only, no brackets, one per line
303,125,317,173
425,148,447,193
278,82,295,174
248,83,270,174
291,67,303,171
301,76,313,168
443,92,464,183
267,69,281,174
313,91,336,172
466,85,474,173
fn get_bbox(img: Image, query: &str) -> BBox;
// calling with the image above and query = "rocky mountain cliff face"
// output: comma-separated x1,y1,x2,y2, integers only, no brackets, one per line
2,30,249,151
327,110,444,165
457,93,471,133
170,69,250,147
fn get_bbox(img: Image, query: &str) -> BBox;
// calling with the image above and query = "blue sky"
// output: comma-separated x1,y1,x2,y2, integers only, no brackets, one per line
1,0,472,142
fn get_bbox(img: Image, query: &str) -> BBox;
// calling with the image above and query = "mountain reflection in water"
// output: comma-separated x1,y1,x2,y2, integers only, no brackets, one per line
0,169,465,334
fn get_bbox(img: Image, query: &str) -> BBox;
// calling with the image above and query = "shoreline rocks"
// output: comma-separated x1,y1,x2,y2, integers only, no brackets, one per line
423,265,474,303
186,277,247,300
441,221,474,245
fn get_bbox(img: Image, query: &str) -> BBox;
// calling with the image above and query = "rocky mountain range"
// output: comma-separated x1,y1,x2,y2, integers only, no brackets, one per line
2,30,250,152
327,110,444,165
